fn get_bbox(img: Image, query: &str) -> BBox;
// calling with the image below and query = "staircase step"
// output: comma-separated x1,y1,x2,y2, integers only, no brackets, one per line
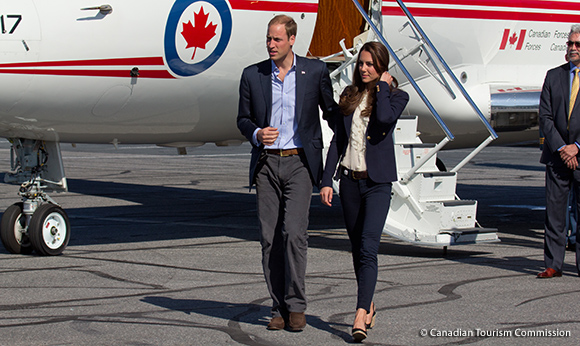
407,172,457,202
436,228,500,244
394,116,420,144
396,143,439,174
442,200,475,206
436,199,477,229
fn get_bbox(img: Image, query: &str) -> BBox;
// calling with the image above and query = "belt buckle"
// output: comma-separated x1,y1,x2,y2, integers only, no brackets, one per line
279,149,288,157
351,170,366,180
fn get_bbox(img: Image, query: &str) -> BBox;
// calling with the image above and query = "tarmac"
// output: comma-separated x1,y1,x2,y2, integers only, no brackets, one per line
0,141,578,346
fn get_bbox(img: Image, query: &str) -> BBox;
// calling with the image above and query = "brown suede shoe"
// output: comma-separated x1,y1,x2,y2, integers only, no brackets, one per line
288,312,306,332
267,316,285,330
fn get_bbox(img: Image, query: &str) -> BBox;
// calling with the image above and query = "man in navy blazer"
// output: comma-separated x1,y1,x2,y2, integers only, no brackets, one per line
538,24,580,278
236,15,338,330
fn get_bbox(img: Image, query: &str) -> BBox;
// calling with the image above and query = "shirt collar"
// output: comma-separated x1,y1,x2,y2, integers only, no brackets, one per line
271,52,297,75
570,62,579,73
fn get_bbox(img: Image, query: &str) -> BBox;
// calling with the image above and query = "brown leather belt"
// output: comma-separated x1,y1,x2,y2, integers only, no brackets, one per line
342,167,368,180
265,148,304,157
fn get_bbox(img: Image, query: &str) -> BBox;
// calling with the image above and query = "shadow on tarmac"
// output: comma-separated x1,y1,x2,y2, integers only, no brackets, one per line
141,296,354,343
0,176,553,276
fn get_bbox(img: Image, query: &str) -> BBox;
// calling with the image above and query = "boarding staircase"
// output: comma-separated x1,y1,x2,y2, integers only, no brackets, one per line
322,0,499,246
388,116,498,245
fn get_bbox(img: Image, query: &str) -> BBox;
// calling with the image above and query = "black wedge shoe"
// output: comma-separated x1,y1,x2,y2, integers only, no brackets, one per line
352,328,367,342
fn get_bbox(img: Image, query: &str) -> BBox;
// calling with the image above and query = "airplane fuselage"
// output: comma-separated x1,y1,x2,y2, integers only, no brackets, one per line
0,0,578,148
0,0,317,145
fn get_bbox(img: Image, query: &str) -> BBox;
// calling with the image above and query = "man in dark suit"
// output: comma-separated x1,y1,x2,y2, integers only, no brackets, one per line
236,15,338,330
538,24,580,278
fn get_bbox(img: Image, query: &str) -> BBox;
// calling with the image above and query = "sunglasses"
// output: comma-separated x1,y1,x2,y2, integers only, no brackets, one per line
567,40,580,48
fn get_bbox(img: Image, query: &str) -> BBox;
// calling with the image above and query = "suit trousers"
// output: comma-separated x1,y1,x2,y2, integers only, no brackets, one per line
255,152,312,317
544,164,580,273
339,173,392,312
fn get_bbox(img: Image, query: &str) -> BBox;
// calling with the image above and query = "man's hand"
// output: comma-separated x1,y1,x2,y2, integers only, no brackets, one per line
320,186,334,207
257,127,279,146
567,156,579,170
559,144,579,169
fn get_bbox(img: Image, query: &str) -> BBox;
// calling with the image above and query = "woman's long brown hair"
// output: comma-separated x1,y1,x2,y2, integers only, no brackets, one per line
339,42,399,117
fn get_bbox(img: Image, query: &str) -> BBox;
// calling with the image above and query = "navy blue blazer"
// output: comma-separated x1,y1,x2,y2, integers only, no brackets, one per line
321,81,409,187
237,55,339,187
540,62,580,167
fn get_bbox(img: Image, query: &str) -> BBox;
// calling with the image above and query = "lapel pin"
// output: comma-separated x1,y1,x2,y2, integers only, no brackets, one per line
301,71,306,74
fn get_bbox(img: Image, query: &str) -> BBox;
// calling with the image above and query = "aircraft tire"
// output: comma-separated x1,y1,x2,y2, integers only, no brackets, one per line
29,204,70,256
0,203,33,254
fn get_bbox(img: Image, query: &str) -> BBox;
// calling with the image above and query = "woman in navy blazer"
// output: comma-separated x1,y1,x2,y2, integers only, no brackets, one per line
320,42,409,342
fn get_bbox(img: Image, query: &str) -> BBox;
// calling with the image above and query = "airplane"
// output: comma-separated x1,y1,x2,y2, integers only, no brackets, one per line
0,0,574,255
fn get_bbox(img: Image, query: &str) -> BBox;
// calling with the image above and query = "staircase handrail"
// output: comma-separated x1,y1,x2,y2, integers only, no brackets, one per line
350,0,454,141
393,0,498,141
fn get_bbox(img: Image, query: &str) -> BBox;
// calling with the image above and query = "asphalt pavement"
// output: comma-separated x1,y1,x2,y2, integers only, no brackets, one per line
0,141,577,346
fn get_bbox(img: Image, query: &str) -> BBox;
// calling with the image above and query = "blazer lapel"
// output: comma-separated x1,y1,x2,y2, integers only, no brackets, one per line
562,63,572,117
259,60,272,126
295,56,306,125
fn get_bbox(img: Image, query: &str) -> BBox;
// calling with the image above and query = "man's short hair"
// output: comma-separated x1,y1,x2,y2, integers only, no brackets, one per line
570,24,580,39
268,14,297,39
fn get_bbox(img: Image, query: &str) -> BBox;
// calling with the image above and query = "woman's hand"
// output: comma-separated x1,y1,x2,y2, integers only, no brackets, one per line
320,186,334,207
380,71,393,85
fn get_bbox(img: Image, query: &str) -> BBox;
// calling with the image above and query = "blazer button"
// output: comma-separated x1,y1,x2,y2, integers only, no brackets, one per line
367,136,371,140
382,132,386,136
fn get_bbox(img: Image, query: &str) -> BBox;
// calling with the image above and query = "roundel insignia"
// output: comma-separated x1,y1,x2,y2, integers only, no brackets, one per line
164,0,232,77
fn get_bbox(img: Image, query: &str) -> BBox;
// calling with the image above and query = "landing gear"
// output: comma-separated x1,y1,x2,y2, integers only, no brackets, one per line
28,204,70,256
0,203,33,254
0,139,69,256
1,186,70,256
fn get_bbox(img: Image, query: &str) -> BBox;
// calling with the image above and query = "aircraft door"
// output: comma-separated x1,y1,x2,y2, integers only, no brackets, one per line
308,0,369,57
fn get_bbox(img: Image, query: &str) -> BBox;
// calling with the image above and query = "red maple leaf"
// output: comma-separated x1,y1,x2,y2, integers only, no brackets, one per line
508,32,518,45
181,7,217,60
